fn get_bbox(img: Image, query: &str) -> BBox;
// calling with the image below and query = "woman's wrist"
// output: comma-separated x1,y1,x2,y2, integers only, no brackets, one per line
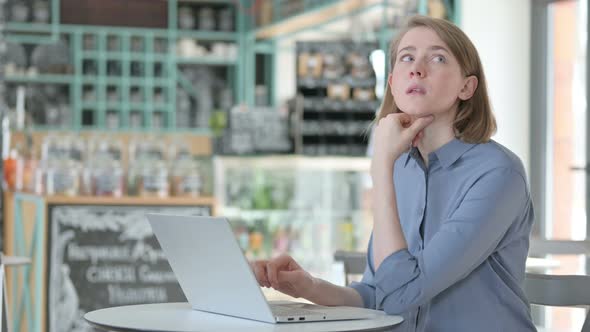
371,157,395,177
371,162,395,183
301,276,322,302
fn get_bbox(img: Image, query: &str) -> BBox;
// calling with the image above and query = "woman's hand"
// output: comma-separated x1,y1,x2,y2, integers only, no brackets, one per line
250,260,271,288
372,113,434,171
250,254,315,299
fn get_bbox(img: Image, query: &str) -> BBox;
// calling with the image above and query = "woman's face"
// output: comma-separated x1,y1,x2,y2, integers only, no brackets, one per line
390,27,475,117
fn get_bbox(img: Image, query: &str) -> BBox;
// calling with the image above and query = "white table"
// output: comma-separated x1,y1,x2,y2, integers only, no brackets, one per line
84,302,403,332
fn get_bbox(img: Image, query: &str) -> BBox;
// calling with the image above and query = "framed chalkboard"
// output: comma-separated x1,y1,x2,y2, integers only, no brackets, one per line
47,204,211,332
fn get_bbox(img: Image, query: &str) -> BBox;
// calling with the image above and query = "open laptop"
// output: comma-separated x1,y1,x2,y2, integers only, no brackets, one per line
146,213,377,323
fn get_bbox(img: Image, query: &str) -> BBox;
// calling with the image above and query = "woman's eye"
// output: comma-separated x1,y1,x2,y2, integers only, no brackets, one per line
432,55,446,63
400,54,413,62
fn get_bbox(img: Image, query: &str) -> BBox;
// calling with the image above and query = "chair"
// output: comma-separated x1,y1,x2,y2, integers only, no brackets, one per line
528,238,590,256
526,237,590,332
524,273,590,332
333,250,367,285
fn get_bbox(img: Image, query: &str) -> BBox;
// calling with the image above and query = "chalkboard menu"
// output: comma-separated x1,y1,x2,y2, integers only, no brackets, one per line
47,205,211,332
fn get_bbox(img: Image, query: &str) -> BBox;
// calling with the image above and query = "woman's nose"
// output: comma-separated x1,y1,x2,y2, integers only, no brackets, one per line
410,61,426,78
410,68,424,78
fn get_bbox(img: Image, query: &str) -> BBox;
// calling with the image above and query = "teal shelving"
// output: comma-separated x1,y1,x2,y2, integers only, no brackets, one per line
176,57,237,66
4,0,241,131
176,30,238,41
3,74,73,85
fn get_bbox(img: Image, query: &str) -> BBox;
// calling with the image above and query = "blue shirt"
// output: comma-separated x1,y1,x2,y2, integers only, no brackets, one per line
350,139,536,332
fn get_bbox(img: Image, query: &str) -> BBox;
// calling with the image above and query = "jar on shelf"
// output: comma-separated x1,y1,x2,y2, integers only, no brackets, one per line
45,160,81,196
90,160,125,197
170,159,202,197
138,161,169,198
126,159,142,196
178,6,195,30
217,7,233,31
194,157,213,196
198,7,215,31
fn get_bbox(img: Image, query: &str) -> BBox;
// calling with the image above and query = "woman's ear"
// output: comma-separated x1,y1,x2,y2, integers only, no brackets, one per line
458,75,478,101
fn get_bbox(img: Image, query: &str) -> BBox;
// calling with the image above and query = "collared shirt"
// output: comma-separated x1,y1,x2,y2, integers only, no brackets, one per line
350,138,536,332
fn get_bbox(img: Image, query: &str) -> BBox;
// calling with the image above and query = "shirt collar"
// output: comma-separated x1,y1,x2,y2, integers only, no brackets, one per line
403,138,476,169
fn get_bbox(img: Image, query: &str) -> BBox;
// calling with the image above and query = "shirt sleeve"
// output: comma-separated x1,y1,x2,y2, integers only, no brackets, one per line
351,167,530,314
349,236,377,309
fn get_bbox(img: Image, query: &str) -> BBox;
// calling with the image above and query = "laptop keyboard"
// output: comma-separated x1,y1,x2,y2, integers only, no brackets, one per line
270,305,322,317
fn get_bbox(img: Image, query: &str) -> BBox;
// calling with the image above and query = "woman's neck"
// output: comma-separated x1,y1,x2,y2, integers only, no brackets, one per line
416,110,456,167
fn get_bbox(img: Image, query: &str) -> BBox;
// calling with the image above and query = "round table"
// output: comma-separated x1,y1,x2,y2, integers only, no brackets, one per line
85,302,403,332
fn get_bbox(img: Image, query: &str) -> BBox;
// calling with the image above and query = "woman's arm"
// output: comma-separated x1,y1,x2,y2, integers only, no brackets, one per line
365,167,531,314
370,113,433,269
305,278,365,307
371,164,407,270
254,254,364,307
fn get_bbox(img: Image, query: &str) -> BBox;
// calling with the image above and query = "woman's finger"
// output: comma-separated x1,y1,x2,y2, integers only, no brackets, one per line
412,130,424,147
253,262,270,287
396,113,413,128
266,254,292,286
406,115,434,140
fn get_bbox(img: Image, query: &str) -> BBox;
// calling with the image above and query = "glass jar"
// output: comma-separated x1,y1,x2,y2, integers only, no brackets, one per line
126,160,142,196
194,157,213,196
198,7,215,31
171,159,202,197
91,161,125,197
45,160,80,196
138,161,169,198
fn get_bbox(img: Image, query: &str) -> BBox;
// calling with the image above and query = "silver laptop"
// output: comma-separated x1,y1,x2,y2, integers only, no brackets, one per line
146,213,376,324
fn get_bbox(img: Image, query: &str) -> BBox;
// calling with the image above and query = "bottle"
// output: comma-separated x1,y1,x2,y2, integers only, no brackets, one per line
15,136,37,193
3,149,18,191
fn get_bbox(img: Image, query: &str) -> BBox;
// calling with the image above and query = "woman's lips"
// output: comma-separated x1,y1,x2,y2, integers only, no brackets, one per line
406,84,426,95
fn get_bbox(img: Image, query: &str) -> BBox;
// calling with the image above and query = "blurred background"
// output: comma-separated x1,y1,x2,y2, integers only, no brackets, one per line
0,0,587,331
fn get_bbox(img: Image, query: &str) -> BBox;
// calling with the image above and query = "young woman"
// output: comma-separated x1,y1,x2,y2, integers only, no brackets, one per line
251,16,536,331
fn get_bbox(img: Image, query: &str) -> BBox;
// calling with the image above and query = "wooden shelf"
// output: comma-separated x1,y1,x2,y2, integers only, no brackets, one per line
254,0,382,40
4,192,216,207
43,195,216,206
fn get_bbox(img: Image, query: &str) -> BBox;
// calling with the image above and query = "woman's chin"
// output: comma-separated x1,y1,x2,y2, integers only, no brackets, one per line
398,109,432,117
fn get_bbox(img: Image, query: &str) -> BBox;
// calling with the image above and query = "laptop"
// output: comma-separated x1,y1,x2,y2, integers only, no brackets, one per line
146,213,377,323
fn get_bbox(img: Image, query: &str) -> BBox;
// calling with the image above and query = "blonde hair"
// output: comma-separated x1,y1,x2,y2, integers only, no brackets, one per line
376,15,496,143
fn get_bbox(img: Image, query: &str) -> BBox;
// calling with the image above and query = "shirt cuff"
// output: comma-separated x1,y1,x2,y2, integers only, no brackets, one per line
349,282,376,309
374,249,422,311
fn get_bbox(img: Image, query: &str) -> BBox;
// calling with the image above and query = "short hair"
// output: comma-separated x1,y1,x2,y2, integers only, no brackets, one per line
376,15,496,143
